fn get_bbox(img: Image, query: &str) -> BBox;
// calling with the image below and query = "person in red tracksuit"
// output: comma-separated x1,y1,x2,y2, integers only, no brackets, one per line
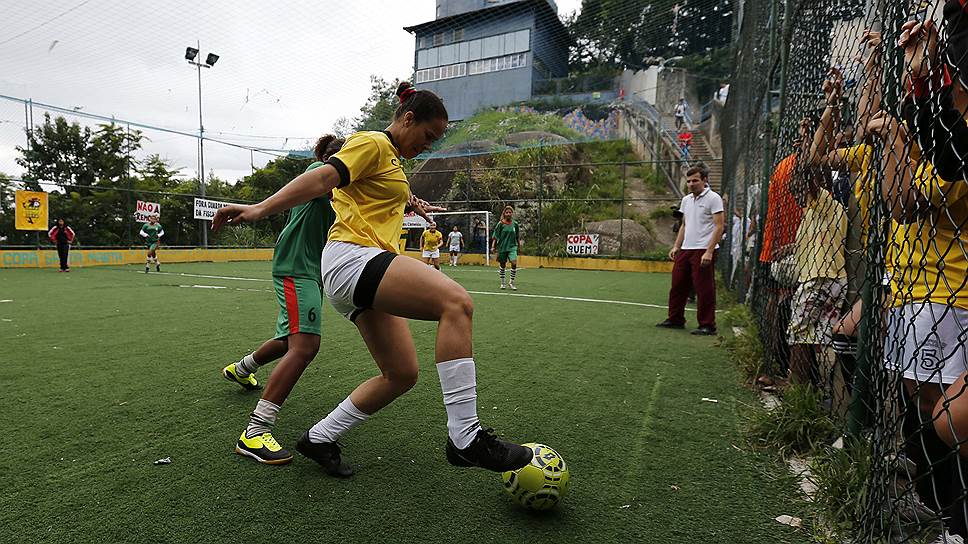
48,219,76,272
656,165,725,335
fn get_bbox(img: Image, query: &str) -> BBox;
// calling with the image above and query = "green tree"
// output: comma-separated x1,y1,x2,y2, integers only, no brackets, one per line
0,173,28,246
15,115,146,246
352,75,402,132
231,155,314,245
566,0,734,70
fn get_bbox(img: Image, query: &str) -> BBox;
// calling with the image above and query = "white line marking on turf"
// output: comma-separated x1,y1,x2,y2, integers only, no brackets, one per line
179,284,227,289
466,290,719,312
0,299,12,303
145,271,270,282
134,270,704,311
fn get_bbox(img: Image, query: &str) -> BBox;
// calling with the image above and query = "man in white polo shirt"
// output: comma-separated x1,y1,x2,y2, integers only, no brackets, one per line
656,165,725,335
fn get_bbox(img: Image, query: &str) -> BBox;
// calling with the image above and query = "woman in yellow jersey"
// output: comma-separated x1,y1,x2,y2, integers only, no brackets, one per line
212,82,532,478
420,220,443,270
862,19,968,536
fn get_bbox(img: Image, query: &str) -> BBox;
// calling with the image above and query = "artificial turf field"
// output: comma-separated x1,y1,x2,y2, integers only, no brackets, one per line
1,261,809,544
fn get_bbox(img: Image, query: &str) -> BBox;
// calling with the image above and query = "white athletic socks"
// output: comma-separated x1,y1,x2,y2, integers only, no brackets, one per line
308,396,370,444
245,399,280,438
235,353,260,377
437,358,482,449
499,267,506,286
509,268,516,284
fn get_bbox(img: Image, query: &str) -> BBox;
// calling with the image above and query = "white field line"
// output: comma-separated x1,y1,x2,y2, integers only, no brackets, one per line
179,284,272,293
144,271,271,282
140,270,712,312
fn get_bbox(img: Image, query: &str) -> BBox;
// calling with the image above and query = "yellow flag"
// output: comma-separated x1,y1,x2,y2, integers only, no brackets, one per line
15,190,49,231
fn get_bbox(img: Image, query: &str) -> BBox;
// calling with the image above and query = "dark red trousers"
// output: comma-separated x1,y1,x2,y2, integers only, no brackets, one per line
667,249,717,328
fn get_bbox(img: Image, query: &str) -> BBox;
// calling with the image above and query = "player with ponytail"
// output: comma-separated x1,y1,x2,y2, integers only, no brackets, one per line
213,82,533,477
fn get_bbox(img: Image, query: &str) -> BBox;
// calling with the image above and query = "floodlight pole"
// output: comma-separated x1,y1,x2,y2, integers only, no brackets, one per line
188,40,213,247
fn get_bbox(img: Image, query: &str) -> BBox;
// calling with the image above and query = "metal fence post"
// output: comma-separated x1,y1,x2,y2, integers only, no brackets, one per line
619,159,626,258
537,140,544,256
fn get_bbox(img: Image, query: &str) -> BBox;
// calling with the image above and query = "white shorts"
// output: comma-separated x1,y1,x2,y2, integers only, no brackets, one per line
422,249,440,259
321,240,397,321
449,245,461,253
884,302,968,385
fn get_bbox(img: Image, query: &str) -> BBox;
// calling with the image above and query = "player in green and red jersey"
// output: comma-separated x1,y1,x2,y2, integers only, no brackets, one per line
221,135,343,465
491,205,521,290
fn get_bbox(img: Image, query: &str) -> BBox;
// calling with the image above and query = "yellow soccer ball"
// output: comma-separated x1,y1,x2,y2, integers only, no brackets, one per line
501,443,570,510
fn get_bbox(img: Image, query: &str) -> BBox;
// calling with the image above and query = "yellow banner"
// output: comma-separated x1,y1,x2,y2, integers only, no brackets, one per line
15,190,48,231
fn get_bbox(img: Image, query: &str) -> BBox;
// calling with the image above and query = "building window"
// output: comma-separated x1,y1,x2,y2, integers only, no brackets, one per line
467,53,527,76
415,62,467,84
416,29,531,69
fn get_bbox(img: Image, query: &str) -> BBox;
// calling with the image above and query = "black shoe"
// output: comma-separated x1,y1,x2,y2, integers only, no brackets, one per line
295,432,354,477
690,326,717,336
156,264,161,272
145,266,149,274
655,320,685,329
446,428,533,472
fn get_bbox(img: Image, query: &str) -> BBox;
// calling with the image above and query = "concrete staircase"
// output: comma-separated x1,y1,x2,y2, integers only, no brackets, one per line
658,114,722,193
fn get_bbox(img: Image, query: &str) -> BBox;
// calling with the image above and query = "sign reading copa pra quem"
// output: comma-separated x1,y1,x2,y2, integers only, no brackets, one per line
566,233,599,255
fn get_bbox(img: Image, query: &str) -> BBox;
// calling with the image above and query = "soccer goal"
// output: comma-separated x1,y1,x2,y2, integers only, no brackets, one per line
403,210,493,265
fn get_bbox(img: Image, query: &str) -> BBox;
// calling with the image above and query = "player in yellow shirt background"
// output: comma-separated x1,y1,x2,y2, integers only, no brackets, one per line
421,221,443,270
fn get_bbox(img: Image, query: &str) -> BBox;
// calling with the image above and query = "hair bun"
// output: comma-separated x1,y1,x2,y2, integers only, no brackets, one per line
396,81,417,103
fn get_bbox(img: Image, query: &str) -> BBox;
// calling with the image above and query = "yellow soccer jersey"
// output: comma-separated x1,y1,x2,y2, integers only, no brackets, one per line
889,160,968,310
326,131,410,253
421,229,443,251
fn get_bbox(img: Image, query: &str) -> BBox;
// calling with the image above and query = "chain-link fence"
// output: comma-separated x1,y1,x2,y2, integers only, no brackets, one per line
722,0,968,541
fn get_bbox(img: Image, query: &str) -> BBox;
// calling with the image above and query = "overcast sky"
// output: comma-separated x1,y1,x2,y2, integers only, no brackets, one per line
0,0,582,185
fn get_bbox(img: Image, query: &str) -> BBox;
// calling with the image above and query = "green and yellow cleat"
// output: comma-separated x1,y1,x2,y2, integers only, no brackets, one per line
222,363,262,391
235,431,293,465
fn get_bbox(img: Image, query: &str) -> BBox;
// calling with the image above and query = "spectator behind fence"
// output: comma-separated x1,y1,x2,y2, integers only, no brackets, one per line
756,119,810,381
862,15,968,536
48,218,76,272
730,205,751,285
934,0,968,459
785,166,847,387
656,165,724,336
899,13,968,185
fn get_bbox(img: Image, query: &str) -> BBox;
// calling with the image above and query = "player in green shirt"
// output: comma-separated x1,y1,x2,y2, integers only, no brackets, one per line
221,135,343,465
491,205,521,290
139,215,164,273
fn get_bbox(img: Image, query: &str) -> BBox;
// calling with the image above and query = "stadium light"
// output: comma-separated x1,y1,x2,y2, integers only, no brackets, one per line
184,41,220,247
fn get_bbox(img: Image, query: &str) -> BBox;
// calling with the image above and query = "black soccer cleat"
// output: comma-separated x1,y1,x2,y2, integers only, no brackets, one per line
446,428,533,472
295,431,354,477
156,263,161,272
655,319,685,329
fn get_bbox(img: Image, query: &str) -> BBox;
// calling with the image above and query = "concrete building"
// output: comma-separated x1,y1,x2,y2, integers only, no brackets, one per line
403,0,570,121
